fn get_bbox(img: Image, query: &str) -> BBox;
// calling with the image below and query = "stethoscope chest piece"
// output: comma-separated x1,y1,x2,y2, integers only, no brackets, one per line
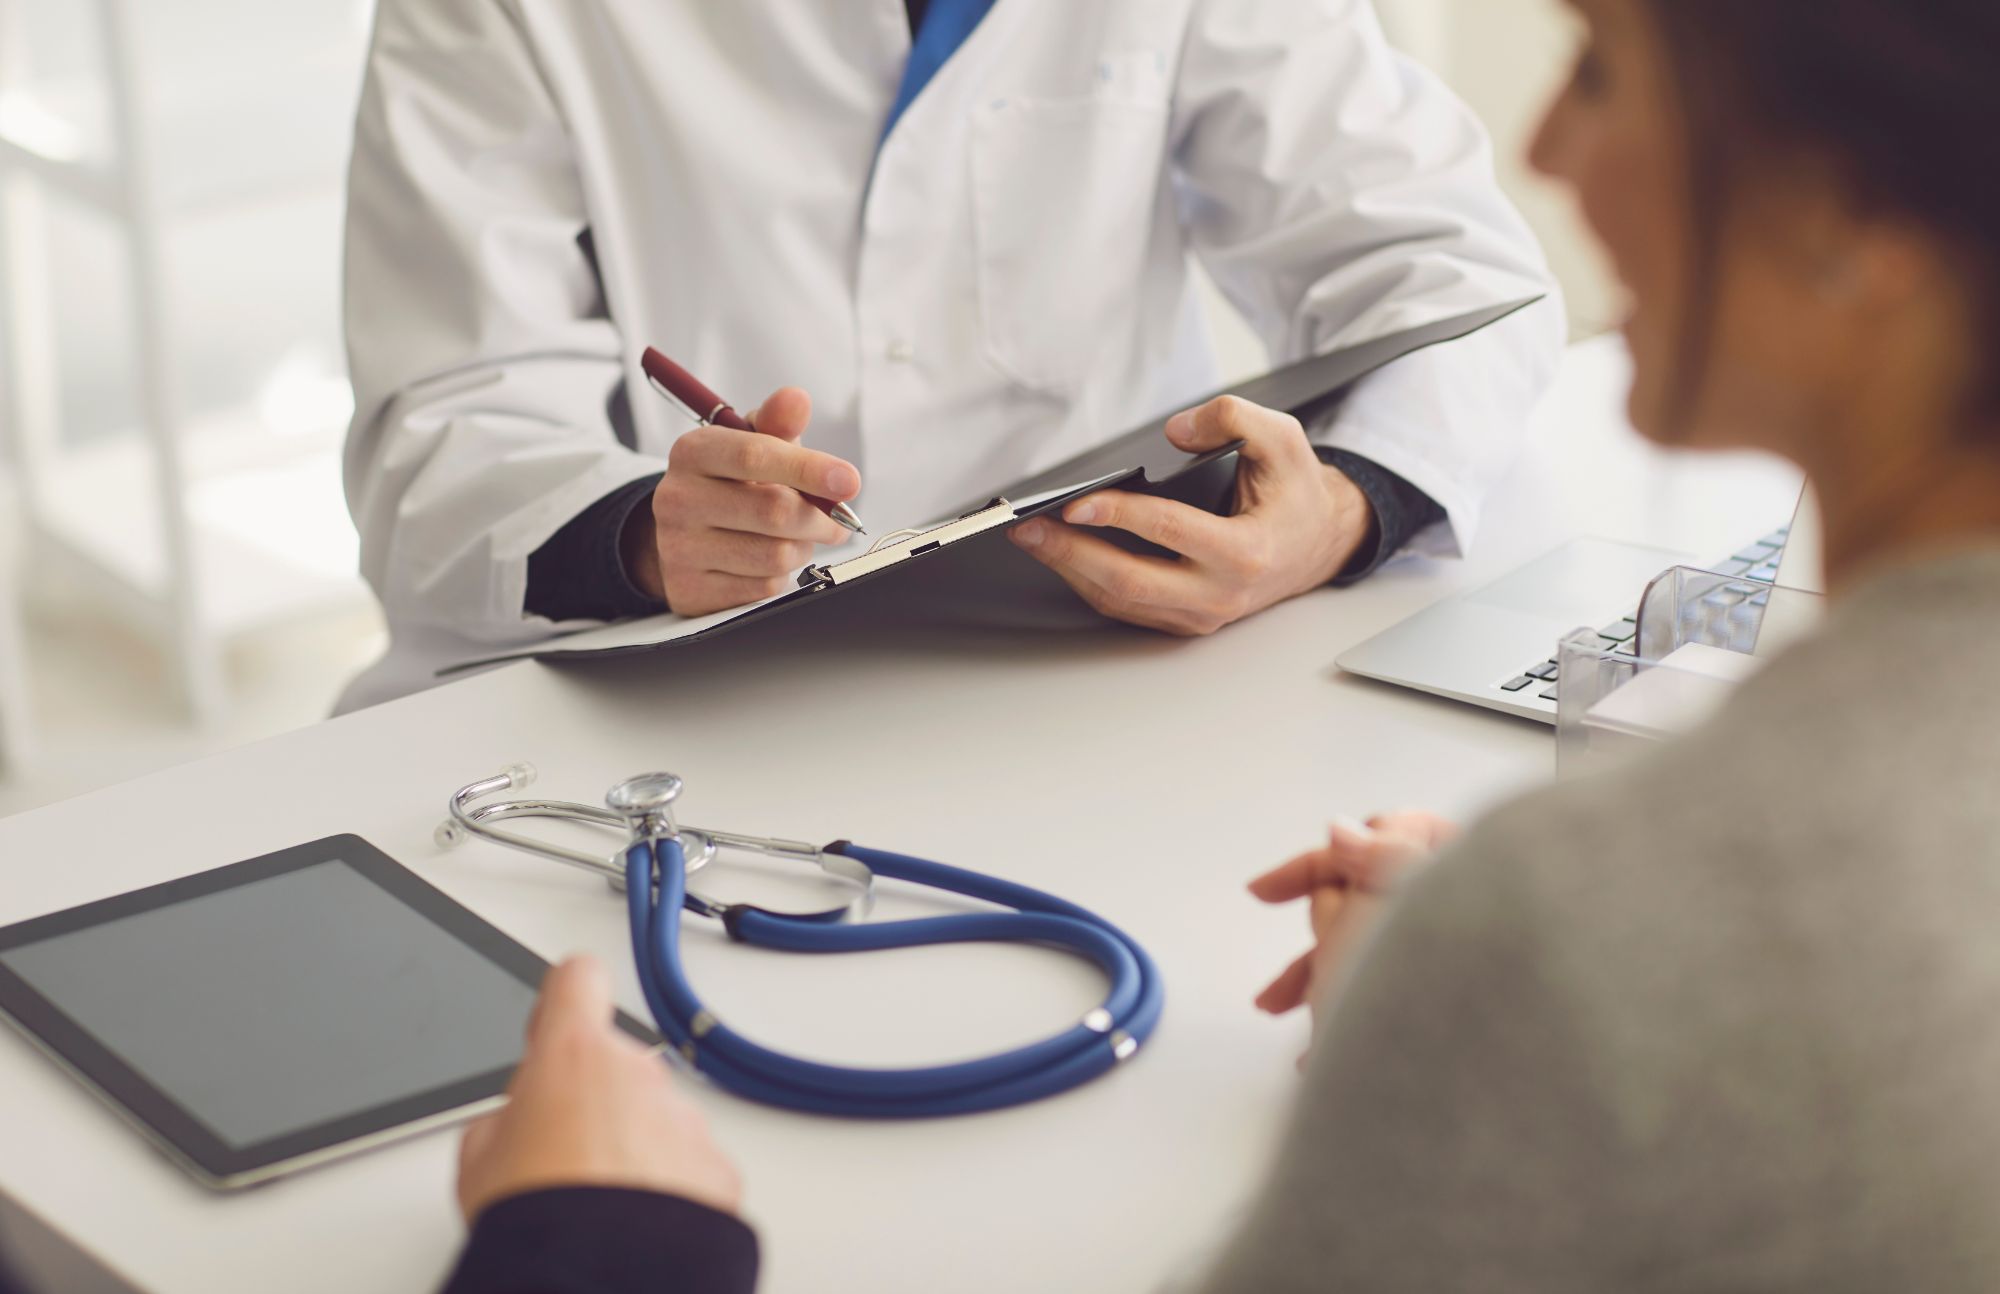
435,763,717,892
605,772,685,836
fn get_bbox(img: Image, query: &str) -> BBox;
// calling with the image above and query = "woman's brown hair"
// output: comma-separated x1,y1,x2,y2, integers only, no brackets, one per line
1644,0,2000,424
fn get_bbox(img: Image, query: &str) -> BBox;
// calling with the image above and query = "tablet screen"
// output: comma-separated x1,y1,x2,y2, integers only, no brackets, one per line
1,859,534,1148
0,837,647,1187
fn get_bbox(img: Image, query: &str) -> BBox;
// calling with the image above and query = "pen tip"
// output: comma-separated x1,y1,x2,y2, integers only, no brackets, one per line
828,501,868,535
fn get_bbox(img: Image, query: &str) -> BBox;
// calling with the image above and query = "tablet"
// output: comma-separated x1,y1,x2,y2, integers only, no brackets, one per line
0,835,656,1190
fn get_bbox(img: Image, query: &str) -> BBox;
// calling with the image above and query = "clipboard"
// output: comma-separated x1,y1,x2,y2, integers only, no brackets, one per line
443,295,1543,674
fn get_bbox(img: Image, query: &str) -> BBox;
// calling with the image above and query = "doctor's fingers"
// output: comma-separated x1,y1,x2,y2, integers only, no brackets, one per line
660,477,848,545
1163,396,1316,468
744,387,813,442
677,529,817,581
1059,491,1259,574
1013,522,1239,634
662,571,794,618
669,424,861,500
1043,560,1208,636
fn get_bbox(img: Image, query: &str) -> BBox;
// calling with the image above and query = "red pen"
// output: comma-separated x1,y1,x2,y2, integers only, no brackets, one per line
640,347,867,536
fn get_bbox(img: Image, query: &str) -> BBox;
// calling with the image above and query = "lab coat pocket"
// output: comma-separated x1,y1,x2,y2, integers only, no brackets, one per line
970,95,1170,397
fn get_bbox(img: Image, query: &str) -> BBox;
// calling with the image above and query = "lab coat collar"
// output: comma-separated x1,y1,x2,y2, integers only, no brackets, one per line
881,0,1003,143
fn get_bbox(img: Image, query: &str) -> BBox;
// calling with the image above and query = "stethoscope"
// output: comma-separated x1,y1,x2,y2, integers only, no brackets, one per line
436,765,1164,1118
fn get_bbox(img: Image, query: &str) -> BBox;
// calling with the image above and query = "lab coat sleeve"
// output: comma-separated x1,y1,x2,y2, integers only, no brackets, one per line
1170,0,1568,556
342,0,663,644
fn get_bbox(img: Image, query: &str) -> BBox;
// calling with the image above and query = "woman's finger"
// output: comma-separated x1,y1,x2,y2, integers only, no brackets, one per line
1250,818,1385,902
1255,950,1316,1015
528,956,614,1049
1310,893,1386,999
1307,886,1348,941
455,1114,500,1220
1248,847,1352,903
1331,817,1454,893
1366,811,1462,851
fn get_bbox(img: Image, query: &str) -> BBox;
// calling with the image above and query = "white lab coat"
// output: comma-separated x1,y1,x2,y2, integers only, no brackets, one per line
339,0,1564,710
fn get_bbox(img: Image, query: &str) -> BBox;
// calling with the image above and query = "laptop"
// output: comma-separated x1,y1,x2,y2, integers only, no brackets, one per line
1337,490,1824,724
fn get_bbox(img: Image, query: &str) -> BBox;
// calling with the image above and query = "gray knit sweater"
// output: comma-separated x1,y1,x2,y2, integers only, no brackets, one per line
1199,548,2000,1292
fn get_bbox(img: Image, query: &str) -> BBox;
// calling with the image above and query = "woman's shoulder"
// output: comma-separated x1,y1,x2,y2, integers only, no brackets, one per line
1405,557,2000,1001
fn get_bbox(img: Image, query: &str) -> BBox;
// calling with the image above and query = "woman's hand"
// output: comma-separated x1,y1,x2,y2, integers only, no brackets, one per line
625,387,861,616
1250,813,1460,1040
1007,396,1375,636
456,957,742,1223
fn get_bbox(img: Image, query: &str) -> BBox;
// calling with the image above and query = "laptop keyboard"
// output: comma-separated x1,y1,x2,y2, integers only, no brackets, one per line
1500,525,1793,703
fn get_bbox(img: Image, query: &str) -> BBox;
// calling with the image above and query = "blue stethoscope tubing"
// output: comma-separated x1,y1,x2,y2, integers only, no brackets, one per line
624,835,1166,1118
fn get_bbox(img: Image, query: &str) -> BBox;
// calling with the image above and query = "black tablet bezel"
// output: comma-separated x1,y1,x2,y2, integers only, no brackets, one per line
0,834,656,1189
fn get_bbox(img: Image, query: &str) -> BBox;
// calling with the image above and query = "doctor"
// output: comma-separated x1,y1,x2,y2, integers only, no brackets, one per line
339,0,1562,707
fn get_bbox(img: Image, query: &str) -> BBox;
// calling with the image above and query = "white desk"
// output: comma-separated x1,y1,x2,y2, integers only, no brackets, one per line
0,339,1801,1294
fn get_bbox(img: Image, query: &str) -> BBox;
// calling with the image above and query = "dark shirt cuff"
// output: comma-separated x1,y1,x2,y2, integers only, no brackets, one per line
1315,447,1446,587
524,473,668,623
441,1187,759,1294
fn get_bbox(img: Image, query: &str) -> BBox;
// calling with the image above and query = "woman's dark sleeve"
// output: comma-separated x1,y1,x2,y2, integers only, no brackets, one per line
440,1187,758,1294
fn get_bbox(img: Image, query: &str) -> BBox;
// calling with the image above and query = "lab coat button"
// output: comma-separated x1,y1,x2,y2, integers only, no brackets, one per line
886,339,915,363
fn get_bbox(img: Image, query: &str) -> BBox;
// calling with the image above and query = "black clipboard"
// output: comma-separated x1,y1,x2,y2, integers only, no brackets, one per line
443,295,1542,673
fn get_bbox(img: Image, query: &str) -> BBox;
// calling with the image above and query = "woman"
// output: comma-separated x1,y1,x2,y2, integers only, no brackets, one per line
439,1,2000,1290
1209,0,2000,1287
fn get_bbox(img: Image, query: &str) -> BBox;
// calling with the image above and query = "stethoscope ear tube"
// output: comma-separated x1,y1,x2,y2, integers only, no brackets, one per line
624,837,1165,1118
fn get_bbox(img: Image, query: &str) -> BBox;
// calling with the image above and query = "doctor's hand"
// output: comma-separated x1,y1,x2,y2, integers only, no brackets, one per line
625,387,862,616
455,957,742,1224
1249,813,1459,1043
1008,397,1374,635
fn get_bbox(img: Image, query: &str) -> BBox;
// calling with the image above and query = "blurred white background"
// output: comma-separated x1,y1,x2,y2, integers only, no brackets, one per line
0,0,1609,817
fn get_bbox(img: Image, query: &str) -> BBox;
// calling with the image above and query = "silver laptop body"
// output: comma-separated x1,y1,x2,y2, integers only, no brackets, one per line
1337,490,1821,725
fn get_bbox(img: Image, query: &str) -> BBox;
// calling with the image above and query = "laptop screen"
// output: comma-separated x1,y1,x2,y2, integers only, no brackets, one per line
1773,488,1826,594
1753,487,1827,658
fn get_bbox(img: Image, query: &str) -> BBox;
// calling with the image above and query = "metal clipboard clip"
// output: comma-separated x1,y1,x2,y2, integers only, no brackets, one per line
797,498,1018,591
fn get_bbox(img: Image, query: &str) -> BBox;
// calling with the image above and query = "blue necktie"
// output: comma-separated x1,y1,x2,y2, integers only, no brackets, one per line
883,0,999,139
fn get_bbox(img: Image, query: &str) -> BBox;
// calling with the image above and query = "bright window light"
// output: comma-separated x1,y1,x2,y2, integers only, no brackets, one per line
0,92,84,163
257,349,354,440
